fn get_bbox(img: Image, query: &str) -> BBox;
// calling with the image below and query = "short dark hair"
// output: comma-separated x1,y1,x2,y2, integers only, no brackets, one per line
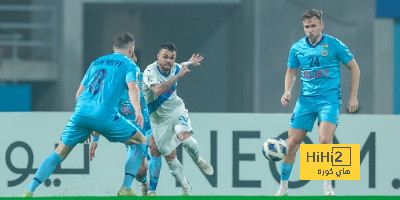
302,9,323,21
113,32,135,49
159,42,176,52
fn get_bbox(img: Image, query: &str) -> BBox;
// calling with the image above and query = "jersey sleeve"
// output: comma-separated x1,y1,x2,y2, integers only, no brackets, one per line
287,46,300,68
174,63,181,76
126,62,139,84
80,64,93,86
143,68,161,88
334,38,354,65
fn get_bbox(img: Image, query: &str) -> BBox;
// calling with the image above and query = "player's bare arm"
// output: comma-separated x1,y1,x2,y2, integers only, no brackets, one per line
345,59,360,113
127,81,144,128
281,67,297,107
150,66,190,96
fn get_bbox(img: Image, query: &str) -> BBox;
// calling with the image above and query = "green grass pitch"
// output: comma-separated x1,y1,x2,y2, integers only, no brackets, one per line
1,196,400,200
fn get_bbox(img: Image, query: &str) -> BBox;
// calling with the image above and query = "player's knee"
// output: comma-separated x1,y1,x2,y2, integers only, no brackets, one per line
286,139,300,153
165,153,176,161
54,142,74,159
125,131,146,145
286,138,296,148
177,131,192,141
319,137,333,144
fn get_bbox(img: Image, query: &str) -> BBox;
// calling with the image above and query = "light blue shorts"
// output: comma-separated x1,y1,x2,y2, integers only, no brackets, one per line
119,111,152,159
119,104,153,139
61,113,139,147
289,100,340,132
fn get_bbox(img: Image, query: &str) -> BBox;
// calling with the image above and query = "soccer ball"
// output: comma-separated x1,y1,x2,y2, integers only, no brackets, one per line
262,137,287,161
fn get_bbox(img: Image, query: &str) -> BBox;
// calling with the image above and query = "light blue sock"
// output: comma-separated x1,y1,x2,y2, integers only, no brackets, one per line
27,152,63,192
122,144,144,188
149,156,162,191
280,162,293,181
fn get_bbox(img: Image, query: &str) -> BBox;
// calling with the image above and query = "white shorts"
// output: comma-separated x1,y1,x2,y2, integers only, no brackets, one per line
151,109,193,156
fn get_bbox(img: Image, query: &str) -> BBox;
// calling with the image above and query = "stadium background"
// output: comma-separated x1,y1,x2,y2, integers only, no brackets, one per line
0,0,399,198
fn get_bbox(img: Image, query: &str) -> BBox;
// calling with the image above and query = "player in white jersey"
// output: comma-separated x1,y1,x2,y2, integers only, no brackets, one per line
142,43,214,195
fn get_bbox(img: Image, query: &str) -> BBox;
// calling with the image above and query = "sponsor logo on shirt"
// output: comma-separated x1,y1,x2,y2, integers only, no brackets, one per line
303,69,329,79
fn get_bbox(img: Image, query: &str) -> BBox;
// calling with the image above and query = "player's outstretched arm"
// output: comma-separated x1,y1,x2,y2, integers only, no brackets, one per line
150,66,190,96
344,59,360,113
281,67,297,107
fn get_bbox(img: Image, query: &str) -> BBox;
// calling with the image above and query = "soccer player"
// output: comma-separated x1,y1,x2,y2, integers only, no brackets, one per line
89,52,159,196
142,42,214,195
21,32,146,197
275,9,360,196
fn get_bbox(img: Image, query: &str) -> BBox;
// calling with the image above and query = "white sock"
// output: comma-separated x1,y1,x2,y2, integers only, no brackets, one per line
181,136,200,162
167,158,188,187
280,180,288,188
324,180,332,187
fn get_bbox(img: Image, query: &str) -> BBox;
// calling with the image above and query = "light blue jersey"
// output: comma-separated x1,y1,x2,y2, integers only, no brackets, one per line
75,52,140,120
287,34,353,103
118,73,152,138
61,52,141,146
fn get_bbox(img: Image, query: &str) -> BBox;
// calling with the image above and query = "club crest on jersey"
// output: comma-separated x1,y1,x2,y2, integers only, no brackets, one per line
121,105,133,115
321,50,329,57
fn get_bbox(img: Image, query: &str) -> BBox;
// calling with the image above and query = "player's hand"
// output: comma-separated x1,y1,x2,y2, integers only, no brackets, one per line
135,110,144,128
188,53,204,66
347,96,359,113
89,141,98,161
177,66,191,78
281,92,291,107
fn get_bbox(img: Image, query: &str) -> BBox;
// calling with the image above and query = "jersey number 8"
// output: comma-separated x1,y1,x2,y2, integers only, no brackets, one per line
89,69,108,95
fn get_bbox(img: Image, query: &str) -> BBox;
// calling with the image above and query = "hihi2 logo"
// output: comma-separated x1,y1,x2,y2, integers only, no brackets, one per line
300,144,360,180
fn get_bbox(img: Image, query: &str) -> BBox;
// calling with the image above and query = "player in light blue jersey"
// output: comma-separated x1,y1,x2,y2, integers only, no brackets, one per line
275,9,360,196
21,32,146,197
89,53,161,196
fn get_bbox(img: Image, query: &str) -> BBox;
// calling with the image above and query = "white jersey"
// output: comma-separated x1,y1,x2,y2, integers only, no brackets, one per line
142,61,186,123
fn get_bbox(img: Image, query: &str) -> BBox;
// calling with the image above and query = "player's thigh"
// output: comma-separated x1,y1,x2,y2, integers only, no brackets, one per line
152,121,179,156
98,114,139,143
317,102,340,126
290,101,317,132
317,103,339,143
61,114,92,147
